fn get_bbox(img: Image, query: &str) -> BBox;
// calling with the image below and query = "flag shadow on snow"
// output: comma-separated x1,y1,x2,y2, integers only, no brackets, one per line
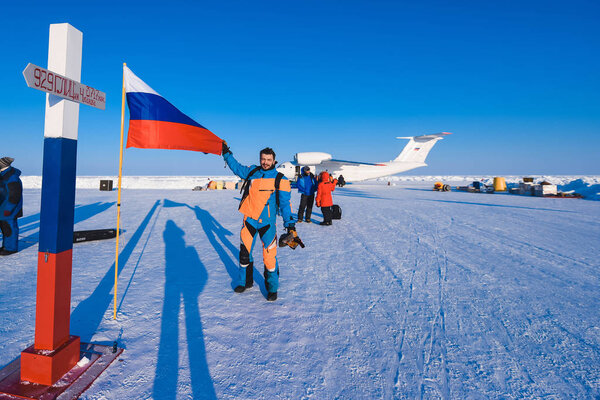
117,200,164,314
14,202,116,250
153,219,216,400
70,200,161,342
163,199,266,292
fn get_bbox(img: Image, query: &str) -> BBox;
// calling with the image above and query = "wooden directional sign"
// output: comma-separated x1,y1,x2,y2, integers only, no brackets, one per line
23,63,106,110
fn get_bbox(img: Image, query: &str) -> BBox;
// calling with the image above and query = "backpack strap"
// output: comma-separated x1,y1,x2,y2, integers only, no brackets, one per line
238,166,262,210
274,172,284,209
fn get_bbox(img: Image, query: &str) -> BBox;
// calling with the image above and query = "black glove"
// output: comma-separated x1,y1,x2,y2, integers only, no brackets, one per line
287,225,296,234
222,141,231,155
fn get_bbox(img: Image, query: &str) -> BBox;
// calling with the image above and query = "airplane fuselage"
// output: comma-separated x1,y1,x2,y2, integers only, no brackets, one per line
278,161,427,182
327,161,427,182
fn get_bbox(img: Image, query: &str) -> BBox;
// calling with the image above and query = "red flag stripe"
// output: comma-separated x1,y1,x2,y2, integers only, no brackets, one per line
126,120,222,155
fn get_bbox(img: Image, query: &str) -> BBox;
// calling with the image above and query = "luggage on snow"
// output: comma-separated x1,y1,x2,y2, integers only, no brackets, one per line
331,205,342,220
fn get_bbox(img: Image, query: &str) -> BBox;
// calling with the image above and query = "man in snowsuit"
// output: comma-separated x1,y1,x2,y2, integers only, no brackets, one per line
296,166,317,223
316,171,337,226
222,143,298,301
0,157,23,255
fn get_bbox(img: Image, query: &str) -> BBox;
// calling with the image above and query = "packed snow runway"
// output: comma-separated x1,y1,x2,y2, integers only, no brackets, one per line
1,182,599,399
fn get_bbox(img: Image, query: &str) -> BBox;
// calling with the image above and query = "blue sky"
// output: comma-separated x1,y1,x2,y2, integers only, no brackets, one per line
1,0,598,176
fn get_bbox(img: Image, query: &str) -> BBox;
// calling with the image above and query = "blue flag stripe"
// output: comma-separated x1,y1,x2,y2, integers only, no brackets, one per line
126,92,205,129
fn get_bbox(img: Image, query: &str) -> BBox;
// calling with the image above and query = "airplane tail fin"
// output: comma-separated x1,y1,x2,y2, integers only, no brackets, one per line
393,132,451,163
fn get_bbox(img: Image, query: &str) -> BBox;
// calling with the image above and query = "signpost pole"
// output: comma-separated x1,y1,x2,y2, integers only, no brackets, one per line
0,23,123,399
19,23,83,386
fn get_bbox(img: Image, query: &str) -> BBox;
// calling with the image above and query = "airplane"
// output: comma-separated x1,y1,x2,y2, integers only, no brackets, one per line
277,132,451,183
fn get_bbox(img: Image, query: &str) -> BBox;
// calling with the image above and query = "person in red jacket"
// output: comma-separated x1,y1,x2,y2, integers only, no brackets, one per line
315,171,337,225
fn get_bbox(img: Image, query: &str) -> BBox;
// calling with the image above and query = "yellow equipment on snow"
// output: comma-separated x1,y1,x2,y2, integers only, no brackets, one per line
433,182,451,192
493,177,507,192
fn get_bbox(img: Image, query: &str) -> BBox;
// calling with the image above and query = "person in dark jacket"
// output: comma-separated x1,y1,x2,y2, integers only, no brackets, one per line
296,166,317,223
221,142,299,301
315,171,337,226
0,157,23,255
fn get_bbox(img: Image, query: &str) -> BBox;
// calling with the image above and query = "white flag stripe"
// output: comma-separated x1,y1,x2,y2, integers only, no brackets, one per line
124,66,160,96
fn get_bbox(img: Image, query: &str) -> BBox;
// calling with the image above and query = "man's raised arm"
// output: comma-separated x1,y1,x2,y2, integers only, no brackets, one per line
222,141,253,179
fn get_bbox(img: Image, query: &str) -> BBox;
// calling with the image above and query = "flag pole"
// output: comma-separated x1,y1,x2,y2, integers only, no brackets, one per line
114,63,127,320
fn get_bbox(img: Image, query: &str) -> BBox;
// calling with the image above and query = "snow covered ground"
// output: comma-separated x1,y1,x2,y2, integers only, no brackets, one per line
1,181,600,399
19,175,600,201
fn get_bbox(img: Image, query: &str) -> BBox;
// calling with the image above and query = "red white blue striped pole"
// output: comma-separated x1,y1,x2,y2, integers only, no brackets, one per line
20,23,82,386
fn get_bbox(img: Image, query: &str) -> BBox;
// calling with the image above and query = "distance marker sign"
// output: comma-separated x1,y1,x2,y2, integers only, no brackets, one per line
23,63,106,110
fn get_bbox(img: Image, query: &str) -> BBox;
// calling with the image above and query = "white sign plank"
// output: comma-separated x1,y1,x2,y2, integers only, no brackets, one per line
23,63,106,110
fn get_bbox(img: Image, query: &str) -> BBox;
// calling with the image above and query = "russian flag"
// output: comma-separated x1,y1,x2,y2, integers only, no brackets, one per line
124,66,223,155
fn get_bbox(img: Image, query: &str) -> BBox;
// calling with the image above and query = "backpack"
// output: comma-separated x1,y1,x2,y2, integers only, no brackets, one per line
239,166,284,212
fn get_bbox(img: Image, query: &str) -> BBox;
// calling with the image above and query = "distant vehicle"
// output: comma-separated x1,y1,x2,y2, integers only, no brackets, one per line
277,133,452,183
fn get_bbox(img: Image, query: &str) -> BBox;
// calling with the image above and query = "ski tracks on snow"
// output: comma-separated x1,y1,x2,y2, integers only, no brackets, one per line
396,212,451,400
342,207,452,399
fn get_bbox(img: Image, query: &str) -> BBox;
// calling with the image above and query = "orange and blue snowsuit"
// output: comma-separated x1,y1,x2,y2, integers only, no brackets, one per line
224,152,294,292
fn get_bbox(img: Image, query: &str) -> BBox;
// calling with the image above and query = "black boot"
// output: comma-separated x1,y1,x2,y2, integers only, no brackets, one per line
245,262,254,288
234,285,246,293
267,292,277,301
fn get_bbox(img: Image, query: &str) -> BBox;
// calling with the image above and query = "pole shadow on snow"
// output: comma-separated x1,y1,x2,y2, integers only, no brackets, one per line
70,200,161,342
152,219,216,400
15,212,41,232
421,198,574,213
117,201,164,314
14,202,116,250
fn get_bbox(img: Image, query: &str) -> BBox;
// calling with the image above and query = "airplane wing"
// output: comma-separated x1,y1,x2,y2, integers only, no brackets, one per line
321,159,382,168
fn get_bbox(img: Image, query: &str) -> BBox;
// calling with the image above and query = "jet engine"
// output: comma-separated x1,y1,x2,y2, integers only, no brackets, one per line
294,152,332,165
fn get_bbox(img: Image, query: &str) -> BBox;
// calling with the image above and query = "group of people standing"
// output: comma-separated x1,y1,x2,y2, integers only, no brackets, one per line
296,166,338,226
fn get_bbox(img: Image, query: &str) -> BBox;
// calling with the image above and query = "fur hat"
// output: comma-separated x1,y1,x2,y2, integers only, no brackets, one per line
0,157,14,169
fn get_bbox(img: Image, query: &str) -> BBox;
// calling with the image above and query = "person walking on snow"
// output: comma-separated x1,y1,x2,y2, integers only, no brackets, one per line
316,171,337,226
221,142,300,301
296,166,317,223
0,157,23,255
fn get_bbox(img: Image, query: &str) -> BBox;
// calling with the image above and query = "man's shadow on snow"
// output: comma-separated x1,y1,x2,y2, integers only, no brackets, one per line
163,199,266,293
152,220,216,400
